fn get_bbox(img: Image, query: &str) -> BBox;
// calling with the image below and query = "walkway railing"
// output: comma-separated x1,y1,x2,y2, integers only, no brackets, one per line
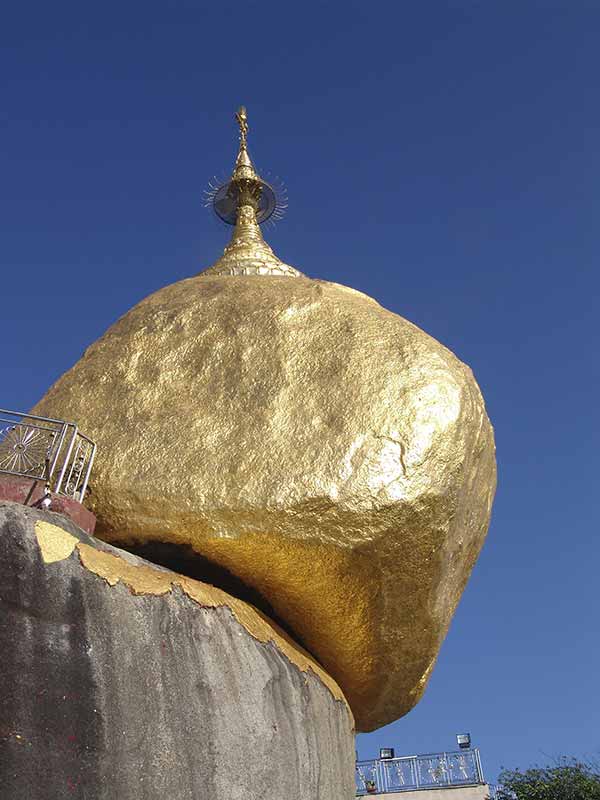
356,748,485,795
0,409,95,501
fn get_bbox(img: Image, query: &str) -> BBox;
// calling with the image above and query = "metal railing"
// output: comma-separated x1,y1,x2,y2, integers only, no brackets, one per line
356,748,485,795
0,409,96,501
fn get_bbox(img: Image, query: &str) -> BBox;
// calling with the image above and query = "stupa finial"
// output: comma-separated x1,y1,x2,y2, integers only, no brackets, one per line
236,106,248,149
231,106,259,182
201,107,304,277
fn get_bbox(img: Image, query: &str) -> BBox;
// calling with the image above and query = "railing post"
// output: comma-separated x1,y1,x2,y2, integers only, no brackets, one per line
47,421,68,486
474,747,485,784
80,440,96,499
53,424,78,495
376,759,385,793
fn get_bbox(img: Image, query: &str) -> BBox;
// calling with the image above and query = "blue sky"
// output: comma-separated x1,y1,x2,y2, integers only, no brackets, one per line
1,1,598,784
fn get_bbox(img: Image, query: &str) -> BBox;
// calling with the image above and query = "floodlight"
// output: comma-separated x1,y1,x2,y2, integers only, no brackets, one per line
380,748,395,760
456,733,471,749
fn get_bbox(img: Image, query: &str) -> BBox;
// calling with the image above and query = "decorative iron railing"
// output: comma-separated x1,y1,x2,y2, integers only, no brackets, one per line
356,748,485,795
0,409,96,501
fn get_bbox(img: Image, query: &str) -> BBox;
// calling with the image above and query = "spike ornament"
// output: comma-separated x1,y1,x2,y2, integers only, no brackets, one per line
203,107,303,277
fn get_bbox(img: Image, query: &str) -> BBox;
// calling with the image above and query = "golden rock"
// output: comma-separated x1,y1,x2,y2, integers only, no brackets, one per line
33,271,496,731
33,109,496,731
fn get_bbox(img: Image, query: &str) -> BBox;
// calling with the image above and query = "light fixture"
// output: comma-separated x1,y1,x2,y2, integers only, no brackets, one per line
456,733,471,749
380,748,395,760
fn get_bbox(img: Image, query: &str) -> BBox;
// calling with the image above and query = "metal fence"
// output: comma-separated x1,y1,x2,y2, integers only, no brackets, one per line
356,748,485,795
0,409,95,501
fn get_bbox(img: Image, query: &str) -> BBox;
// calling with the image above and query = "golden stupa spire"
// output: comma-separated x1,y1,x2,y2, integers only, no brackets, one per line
201,107,304,277
232,106,255,180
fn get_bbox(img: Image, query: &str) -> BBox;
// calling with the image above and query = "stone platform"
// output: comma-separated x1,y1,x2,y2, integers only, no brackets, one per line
0,501,354,800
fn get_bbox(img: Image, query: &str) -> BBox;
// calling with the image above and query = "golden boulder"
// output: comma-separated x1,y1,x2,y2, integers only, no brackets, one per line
34,271,496,731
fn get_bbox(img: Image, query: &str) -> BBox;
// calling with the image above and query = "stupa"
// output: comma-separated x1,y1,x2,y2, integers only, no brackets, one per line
33,108,497,732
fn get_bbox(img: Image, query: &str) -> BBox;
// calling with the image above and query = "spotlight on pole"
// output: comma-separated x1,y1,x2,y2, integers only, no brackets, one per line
456,733,471,749
380,748,395,760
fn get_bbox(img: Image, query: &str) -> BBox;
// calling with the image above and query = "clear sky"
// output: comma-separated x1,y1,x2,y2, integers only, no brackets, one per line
1,1,598,785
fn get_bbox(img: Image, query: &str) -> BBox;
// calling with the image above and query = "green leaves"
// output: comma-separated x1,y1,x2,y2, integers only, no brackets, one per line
496,758,600,800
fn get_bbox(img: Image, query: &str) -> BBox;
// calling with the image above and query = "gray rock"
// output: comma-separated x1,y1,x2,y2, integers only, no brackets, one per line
0,502,354,800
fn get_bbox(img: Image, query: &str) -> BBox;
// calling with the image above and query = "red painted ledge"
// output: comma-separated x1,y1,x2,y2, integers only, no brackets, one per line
0,474,96,535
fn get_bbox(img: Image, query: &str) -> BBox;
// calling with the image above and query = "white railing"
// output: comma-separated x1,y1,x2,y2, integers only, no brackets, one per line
356,748,485,795
0,409,95,501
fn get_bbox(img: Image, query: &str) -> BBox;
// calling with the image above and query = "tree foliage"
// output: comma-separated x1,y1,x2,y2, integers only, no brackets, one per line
496,758,600,800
